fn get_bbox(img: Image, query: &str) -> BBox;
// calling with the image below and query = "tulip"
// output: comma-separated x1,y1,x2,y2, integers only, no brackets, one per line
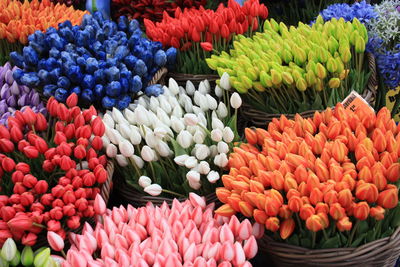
377,189,398,209
21,246,34,266
336,216,352,231
1,238,17,261
220,73,232,91
222,127,235,143
141,146,155,162
230,93,242,109
353,202,370,221
139,176,152,188
177,131,193,149
280,218,295,239
306,215,323,232
94,194,106,215
144,184,163,196
47,231,64,251
119,140,135,158
207,171,220,183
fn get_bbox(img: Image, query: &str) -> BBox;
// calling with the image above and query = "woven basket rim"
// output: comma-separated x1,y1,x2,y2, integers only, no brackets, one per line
168,72,220,81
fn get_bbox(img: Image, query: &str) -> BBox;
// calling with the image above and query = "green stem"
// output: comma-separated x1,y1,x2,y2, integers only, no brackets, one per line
149,161,156,180
33,222,46,228
347,220,360,247
322,229,329,241
312,231,316,249
128,157,142,177
162,189,186,198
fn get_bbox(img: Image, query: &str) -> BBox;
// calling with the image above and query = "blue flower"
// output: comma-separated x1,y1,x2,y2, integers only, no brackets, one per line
154,50,167,66
10,52,24,69
105,66,120,82
94,84,105,99
23,47,39,66
317,1,377,23
145,84,164,97
71,86,81,96
86,58,99,73
82,74,96,89
82,89,94,102
166,47,177,65
130,75,142,93
134,59,147,76
102,96,116,109
55,88,68,102
57,76,71,89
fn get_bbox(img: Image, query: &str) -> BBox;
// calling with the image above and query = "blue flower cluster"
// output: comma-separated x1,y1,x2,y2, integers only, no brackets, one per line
10,12,177,110
318,1,377,23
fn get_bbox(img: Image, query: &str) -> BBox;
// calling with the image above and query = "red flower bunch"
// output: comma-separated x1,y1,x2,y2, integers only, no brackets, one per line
0,94,108,247
112,0,206,22
144,0,268,74
216,104,400,248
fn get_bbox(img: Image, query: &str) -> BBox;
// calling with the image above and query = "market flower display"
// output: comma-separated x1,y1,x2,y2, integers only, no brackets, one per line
216,103,400,248
102,78,240,197
317,0,377,24
144,0,268,74
207,17,371,114
10,13,177,110
61,194,261,267
112,0,207,22
0,62,46,125
0,94,109,246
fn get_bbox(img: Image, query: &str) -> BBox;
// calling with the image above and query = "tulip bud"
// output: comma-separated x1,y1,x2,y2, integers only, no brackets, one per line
336,216,352,231
33,248,51,267
279,218,295,240
144,184,162,196
328,78,340,88
270,69,282,86
377,189,398,209
353,201,370,220
370,206,385,221
1,238,17,261
21,246,34,266
306,215,323,232
355,36,366,53
265,217,280,232
47,231,64,251
138,176,152,188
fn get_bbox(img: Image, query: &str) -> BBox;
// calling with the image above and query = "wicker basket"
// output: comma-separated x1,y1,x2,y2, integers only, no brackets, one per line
113,172,219,207
149,67,168,86
167,72,219,88
258,227,400,267
241,53,378,128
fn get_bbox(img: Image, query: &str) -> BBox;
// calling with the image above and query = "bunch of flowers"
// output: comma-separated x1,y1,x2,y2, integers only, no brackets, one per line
50,0,85,8
61,193,261,267
112,0,207,23
317,1,377,24
10,13,177,110
0,94,109,246
207,17,370,114
0,238,63,266
0,62,46,126
215,103,400,248
102,78,240,197
144,0,268,74
0,0,87,64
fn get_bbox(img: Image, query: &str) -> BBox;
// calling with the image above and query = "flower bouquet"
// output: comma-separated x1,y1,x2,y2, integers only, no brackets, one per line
10,13,177,110
111,0,207,23
0,62,46,126
61,193,262,267
215,103,400,266
0,93,112,247
102,78,241,204
144,0,268,77
0,0,87,65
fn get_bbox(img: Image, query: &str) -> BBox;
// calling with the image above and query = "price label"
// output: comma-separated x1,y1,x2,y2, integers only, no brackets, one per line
341,91,374,115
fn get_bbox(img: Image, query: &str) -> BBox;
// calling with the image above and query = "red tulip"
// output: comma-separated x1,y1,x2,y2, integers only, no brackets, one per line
22,107,36,125
67,93,78,108
35,112,48,131
1,157,15,172
7,214,33,231
23,146,39,158
21,232,37,246
200,42,213,52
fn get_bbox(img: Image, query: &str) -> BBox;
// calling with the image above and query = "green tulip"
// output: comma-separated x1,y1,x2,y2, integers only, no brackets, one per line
282,49,293,64
340,48,351,63
1,239,16,262
282,72,294,85
335,57,344,74
260,71,273,87
306,71,316,86
317,47,328,63
247,68,258,81
21,247,33,266
316,15,324,25
355,35,366,53
291,69,302,82
263,20,272,32
9,251,20,267
294,47,307,65
33,248,50,267
253,82,266,92
271,69,282,86
315,78,324,91
296,78,307,91
279,22,288,35
0,257,8,267
206,58,218,70
270,19,280,32
328,78,341,88
217,68,228,77
315,63,327,79
233,80,248,93
328,36,339,55
326,58,337,73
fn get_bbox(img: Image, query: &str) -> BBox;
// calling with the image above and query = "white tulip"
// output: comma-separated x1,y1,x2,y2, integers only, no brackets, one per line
210,129,223,142
112,108,125,124
199,95,209,112
212,117,224,130
174,154,189,166
186,125,198,136
1,238,16,261
163,85,171,96
207,171,220,183
155,140,171,157
154,127,168,138
209,145,218,157
107,128,120,144
206,94,218,110
186,80,196,96
139,125,152,138
192,106,203,116
186,170,200,183
106,144,117,158
193,130,205,144
158,95,172,114
144,184,162,196
220,72,231,90
149,97,160,113
103,113,114,128
184,113,198,126
135,105,150,126
157,107,171,126
116,154,129,167
101,135,110,148
114,130,125,145
217,102,228,119
198,113,207,127
171,116,185,133
198,81,208,95
123,109,136,124
129,126,142,145
129,103,137,110
195,144,210,160
119,140,135,157
138,97,149,109
168,96,179,107
211,111,218,119
177,130,193,149
194,91,202,106
204,79,211,91
230,92,242,109
214,153,229,167
188,180,201,190
184,156,198,169
145,132,157,148
131,155,144,168
223,127,235,143
139,176,152,188
141,146,155,162
214,85,223,98
172,105,183,118
168,78,180,95
217,141,230,154
119,123,131,139
178,94,189,106
198,161,210,175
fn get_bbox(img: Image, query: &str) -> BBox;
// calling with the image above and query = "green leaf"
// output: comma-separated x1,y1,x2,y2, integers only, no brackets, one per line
350,233,367,247
365,229,376,243
311,94,323,110
356,220,369,235
287,234,300,246
381,228,394,239
390,204,400,228
171,139,187,156
339,232,348,245
300,238,312,248
321,235,340,249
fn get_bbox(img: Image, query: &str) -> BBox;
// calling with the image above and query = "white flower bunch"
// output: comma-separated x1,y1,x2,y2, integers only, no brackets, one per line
101,78,241,197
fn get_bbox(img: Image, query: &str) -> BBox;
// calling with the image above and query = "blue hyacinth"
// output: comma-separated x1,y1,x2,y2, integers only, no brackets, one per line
315,1,377,24
10,12,177,110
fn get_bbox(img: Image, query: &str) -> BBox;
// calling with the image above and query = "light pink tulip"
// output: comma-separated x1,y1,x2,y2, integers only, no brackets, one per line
47,231,65,251
189,193,206,209
240,261,252,267
104,257,118,267
165,253,183,267
221,242,234,262
126,228,141,244
62,262,73,267
185,221,196,237
202,209,213,223
101,243,115,259
115,248,129,264
228,216,240,237
179,206,191,225
137,208,148,226
191,206,203,227
70,251,88,267
135,224,148,241
183,262,194,267
137,258,150,267
220,224,234,244
232,242,246,266
172,198,183,213
139,238,152,254
142,249,155,265
193,256,207,267
237,220,252,241
94,194,106,215
243,236,258,259
252,223,265,239
217,261,232,267
83,222,94,235
130,251,142,265
206,258,217,267
184,243,197,262
104,217,117,236
87,260,102,267
154,254,166,266
114,234,129,250
206,243,220,261
196,243,204,257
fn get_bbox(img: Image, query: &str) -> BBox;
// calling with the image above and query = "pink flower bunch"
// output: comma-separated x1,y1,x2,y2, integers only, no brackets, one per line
62,193,262,267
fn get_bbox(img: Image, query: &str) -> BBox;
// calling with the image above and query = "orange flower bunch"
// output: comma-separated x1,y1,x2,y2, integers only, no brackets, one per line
216,103,400,248
0,0,88,44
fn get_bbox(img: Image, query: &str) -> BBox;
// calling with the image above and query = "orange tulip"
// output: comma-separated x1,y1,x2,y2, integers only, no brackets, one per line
370,206,385,221
278,205,292,219
265,217,280,232
271,170,284,190
264,197,280,217
387,163,400,183
249,180,264,194
377,188,398,209
309,187,323,205
221,175,235,190
284,175,298,192
245,128,258,145
280,218,295,239
299,204,315,221
327,120,341,140
254,209,268,224
216,187,231,203
243,192,259,207
313,111,323,128
215,204,236,217
380,152,393,169
353,202,370,220
298,182,310,197
257,170,272,187
338,189,352,208
329,164,344,182
372,128,387,152
230,181,250,192
331,140,348,163
329,203,346,220
288,196,302,212
294,165,308,184
239,201,254,217
306,172,320,193
315,202,329,214
372,171,387,191
285,153,307,169
279,162,292,177
323,190,338,205
239,167,252,179
355,183,378,203
336,216,352,231
256,128,271,145
315,158,329,182
358,166,372,182
342,174,356,191
306,215,323,232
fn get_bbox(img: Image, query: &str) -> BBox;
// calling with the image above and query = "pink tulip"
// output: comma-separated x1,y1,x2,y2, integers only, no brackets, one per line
220,224,234,243
142,249,155,265
137,258,150,267
62,262,73,267
83,233,98,253
194,257,207,267
112,207,124,224
202,209,213,223
94,194,106,215
47,231,65,251
220,242,234,261
83,222,94,235
241,261,252,267
125,228,141,244
232,242,246,266
183,262,194,267
189,193,206,209
101,243,115,259
137,208,148,226
172,198,183,213
104,257,118,267
135,224,148,241
252,223,265,239
95,229,108,248
87,260,102,267
184,243,197,262
70,251,87,267
228,216,240,236
207,258,217,267
237,220,252,241
189,228,201,244
243,236,258,259
206,243,221,261
191,206,203,227
217,261,232,267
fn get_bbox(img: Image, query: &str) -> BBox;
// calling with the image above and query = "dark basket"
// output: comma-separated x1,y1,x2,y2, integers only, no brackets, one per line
241,52,378,128
113,171,219,207
167,72,219,88
257,227,400,267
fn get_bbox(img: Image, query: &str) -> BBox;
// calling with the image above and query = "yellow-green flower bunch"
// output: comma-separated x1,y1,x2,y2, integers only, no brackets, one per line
206,16,371,114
